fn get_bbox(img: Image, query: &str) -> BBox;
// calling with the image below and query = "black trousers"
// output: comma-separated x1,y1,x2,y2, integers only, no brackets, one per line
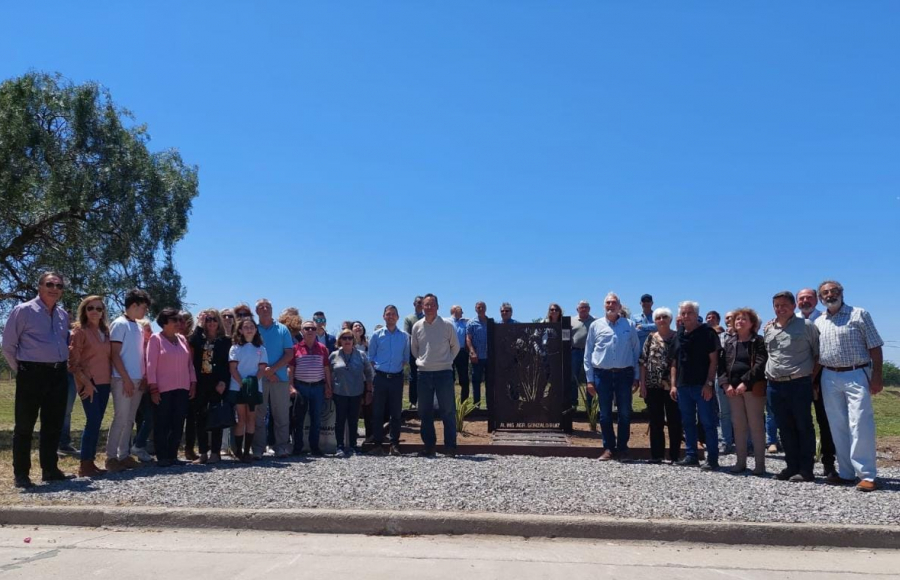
408,355,419,405
153,389,190,462
453,348,471,401
814,389,836,469
190,375,224,454
646,388,683,461
13,362,67,477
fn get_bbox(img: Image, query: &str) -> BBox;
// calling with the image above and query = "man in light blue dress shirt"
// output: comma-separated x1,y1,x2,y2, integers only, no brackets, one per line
584,292,641,461
632,293,657,349
368,305,410,455
447,306,471,402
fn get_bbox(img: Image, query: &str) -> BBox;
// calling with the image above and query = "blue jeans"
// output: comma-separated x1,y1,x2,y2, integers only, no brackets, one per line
372,372,404,445
59,373,77,449
677,385,719,464
79,383,111,461
766,398,780,446
595,368,634,453
293,381,325,453
133,391,153,449
470,359,486,405
716,382,733,447
767,376,815,475
417,369,457,449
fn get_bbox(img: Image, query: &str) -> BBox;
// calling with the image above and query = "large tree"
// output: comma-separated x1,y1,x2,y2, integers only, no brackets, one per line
0,72,198,317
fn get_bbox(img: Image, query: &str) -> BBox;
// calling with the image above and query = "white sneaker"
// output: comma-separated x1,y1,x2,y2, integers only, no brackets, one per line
131,445,153,462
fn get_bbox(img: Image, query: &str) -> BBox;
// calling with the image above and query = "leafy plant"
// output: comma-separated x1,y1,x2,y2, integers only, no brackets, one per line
456,395,476,433
580,385,599,432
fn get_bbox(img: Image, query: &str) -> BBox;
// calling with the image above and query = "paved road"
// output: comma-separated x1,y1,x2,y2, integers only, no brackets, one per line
0,525,898,579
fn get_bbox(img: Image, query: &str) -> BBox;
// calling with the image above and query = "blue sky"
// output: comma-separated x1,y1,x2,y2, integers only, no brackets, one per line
2,2,898,361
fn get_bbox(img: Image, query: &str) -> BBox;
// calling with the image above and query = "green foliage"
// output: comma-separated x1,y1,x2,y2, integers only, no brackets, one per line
0,72,198,318
884,361,900,387
580,385,599,432
455,395,475,433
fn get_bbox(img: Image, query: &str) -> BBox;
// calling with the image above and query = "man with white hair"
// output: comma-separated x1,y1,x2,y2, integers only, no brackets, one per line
672,300,721,470
584,292,640,461
814,280,884,491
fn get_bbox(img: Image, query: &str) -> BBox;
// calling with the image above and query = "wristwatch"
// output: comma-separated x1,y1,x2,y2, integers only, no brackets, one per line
705,380,714,387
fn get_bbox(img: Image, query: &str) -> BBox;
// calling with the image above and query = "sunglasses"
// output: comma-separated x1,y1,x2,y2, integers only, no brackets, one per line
43,282,65,290
302,327,317,332
313,317,326,324
222,314,234,319
85,305,104,312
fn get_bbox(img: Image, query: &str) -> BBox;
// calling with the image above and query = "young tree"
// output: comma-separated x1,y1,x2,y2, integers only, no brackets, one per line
0,72,198,317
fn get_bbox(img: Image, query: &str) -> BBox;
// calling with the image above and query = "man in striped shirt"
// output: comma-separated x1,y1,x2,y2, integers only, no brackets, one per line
290,321,332,456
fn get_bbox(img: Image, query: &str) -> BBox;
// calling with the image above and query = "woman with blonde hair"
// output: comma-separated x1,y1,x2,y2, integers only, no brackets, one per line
718,307,768,475
278,307,303,342
68,296,113,477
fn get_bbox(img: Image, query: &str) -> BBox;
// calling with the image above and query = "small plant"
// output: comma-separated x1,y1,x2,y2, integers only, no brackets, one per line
456,395,476,433
580,385,599,432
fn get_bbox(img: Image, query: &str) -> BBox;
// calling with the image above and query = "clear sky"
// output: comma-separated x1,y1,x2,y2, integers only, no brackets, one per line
2,2,898,361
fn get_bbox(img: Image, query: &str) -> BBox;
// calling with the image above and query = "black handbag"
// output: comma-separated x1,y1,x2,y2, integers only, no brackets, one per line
206,400,236,430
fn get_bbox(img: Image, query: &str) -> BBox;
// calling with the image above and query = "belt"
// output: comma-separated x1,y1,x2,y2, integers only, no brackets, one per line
595,367,632,373
18,360,67,370
768,373,811,383
294,380,325,386
823,364,868,373
375,370,403,379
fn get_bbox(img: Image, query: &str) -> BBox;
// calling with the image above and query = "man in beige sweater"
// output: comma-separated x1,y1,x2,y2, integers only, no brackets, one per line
410,293,460,457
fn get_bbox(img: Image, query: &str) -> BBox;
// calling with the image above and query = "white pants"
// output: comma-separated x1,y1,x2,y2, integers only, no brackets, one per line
821,368,877,481
106,377,144,460
253,380,292,456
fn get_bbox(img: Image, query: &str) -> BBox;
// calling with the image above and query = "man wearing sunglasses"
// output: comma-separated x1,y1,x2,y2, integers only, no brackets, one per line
312,311,336,354
3,272,72,488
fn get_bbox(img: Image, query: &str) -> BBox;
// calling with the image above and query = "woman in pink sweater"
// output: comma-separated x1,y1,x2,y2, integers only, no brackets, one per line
146,307,197,467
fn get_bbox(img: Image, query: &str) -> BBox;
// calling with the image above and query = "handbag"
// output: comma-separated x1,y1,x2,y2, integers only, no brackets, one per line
206,400,236,430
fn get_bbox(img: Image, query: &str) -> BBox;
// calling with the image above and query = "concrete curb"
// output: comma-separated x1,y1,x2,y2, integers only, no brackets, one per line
1,505,898,549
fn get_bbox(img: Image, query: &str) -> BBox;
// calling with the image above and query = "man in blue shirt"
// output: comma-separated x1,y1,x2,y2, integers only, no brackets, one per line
254,299,295,458
632,294,657,349
499,302,517,324
368,304,410,456
584,292,641,461
447,305,471,402
313,311,336,353
466,301,490,408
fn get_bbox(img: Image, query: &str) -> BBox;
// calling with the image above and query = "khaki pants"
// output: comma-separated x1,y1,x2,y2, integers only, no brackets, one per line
253,380,291,456
730,391,766,469
106,377,144,460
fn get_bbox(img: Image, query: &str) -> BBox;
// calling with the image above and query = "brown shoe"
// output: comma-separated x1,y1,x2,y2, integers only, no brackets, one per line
184,449,199,462
598,449,614,461
104,457,126,473
78,460,105,478
856,480,878,492
119,456,140,469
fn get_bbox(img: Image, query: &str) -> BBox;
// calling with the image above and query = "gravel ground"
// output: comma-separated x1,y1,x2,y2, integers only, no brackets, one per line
21,453,900,526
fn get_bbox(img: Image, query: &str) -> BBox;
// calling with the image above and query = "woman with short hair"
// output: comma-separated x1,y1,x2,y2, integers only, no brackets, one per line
639,307,682,463
331,329,374,455
68,295,113,477
719,308,768,475
146,308,197,467
228,317,267,462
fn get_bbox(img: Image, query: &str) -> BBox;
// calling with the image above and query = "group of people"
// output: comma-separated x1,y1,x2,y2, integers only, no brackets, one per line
1,273,887,493
583,284,885,492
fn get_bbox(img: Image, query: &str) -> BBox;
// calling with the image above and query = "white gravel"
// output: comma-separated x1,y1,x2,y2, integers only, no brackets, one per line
23,453,900,526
